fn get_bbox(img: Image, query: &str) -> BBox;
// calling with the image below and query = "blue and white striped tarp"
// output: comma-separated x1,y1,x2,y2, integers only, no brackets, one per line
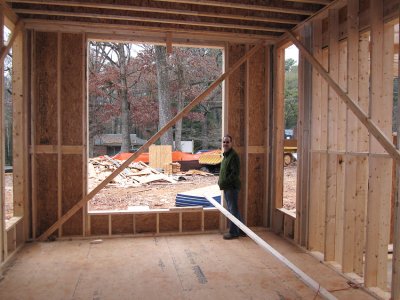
175,184,221,207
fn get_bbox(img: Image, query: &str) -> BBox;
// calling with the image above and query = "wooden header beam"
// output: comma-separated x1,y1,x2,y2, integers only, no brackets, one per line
37,42,265,241
286,30,400,164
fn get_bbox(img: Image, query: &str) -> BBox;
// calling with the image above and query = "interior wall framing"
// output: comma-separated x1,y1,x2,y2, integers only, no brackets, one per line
273,0,399,297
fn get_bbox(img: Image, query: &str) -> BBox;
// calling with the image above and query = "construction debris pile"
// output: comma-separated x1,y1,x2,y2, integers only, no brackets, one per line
88,155,212,190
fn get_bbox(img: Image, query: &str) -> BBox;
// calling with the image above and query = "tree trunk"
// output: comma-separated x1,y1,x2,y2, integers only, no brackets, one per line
117,44,132,153
175,62,185,151
201,112,208,149
155,45,173,146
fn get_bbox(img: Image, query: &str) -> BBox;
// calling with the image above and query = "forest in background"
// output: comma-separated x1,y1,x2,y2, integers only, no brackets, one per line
88,42,223,157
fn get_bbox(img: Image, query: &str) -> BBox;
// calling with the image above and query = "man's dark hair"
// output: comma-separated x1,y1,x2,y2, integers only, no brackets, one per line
223,134,233,142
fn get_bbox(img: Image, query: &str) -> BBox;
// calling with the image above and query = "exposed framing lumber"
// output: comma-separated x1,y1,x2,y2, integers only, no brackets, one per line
23,19,278,44
204,194,337,300
286,31,400,164
284,0,331,4
6,0,299,25
0,0,17,24
393,8,400,297
37,42,265,241
13,9,287,34
0,18,23,64
153,0,314,15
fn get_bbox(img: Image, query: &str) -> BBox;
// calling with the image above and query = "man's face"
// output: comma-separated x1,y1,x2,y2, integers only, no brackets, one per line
222,137,232,153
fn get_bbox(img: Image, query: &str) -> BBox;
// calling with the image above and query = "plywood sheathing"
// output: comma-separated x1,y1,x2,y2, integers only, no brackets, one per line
0,233,376,300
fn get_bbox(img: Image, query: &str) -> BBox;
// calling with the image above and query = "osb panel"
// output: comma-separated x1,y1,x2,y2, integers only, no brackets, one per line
16,221,24,248
35,31,58,145
135,214,156,234
204,210,219,230
227,44,245,146
36,154,58,237
248,46,265,145
247,154,265,227
159,213,179,233
90,215,109,236
112,214,134,235
62,155,83,236
61,33,83,145
182,212,201,232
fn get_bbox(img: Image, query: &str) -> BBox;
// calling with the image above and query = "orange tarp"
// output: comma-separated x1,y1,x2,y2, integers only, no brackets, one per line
112,151,200,163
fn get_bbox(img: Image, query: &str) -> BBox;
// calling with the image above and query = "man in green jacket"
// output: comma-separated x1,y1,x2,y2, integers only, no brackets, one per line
218,134,243,240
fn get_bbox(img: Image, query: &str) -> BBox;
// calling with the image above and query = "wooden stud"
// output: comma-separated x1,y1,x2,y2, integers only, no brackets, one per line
57,32,62,237
286,30,400,164
393,7,400,298
365,1,393,289
30,30,36,239
325,8,339,262
37,42,265,241
308,18,323,252
12,31,24,218
82,33,87,237
342,0,359,274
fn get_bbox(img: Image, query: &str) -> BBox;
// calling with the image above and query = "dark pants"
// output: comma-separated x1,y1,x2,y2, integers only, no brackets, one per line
224,190,241,236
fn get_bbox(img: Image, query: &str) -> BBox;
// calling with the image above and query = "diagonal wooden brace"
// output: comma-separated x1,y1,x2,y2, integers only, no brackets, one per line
286,30,400,164
0,18,23,64
37,41,266,241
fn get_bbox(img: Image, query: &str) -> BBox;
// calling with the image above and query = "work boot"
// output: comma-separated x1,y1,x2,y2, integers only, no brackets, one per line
223,233,239,240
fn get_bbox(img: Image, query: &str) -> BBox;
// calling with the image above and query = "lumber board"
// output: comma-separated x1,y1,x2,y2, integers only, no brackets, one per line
308,18,323,252
37,42,265,241
61,33,83,145
12,31,24,216
342,0,359,274
325,9,339,262
273,46,285,212
111,214,134,235
149,145,172,169
159,213,179,233
0,19,22,65
35,31,58,145
286,31,400,164
365,3,393,289
14,8,287,34
7,0,299,25
61,155,83,236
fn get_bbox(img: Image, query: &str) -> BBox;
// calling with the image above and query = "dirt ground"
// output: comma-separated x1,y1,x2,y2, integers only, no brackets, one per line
4,164,297,218
88,174,219,211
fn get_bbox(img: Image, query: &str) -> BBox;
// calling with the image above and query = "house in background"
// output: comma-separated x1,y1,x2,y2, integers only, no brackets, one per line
93,134,147,157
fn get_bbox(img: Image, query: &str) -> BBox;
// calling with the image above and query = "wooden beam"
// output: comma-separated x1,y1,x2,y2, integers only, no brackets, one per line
0,19,23,65
284,0,331,4
37,42,265,241
152,0,315,15
204,194,337,300
13,9,287,33
286,31,400,164
393,7,400,297
7,0,299,25
0,0,18,24
23,19,278,44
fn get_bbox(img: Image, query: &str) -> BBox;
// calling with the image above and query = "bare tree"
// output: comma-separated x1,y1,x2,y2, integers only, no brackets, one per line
154,45,173,146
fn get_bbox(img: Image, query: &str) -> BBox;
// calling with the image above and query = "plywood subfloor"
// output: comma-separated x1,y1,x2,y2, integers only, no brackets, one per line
0,231,375,300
